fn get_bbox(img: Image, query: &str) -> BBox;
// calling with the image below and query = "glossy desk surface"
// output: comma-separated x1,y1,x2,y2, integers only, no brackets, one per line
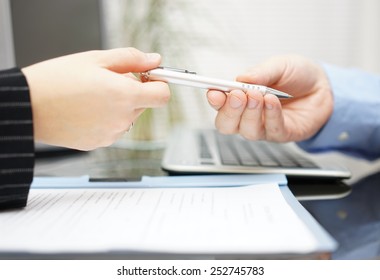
34,146,380,260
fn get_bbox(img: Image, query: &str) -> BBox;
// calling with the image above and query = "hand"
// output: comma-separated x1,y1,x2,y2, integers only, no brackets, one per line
206,54,333,142
22,48,170,150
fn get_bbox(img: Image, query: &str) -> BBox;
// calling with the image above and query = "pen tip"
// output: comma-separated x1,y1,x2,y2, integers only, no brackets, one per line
268,88,293,98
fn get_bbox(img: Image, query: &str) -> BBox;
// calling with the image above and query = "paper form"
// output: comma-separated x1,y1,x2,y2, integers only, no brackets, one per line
0,183,318,255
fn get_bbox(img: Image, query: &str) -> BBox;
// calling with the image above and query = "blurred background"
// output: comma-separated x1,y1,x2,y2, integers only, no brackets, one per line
1,0,380,180
1,0,380,140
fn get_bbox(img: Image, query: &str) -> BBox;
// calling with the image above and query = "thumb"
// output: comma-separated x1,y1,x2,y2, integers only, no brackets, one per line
236,56,289,87
96,47,162,73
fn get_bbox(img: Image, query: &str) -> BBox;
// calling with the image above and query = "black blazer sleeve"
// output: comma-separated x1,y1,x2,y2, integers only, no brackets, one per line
0,68,34,210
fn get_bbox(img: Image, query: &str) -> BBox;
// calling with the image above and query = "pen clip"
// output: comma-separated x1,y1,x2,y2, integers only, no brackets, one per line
157,66,197,75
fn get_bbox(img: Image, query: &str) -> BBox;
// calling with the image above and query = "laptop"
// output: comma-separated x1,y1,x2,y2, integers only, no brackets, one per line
162,127,352,199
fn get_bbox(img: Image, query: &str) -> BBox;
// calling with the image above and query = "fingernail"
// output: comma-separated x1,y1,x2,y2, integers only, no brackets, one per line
207,91,220,106
229,95,243,108
147,53,161,61
248,97,259,109
265,102,274,110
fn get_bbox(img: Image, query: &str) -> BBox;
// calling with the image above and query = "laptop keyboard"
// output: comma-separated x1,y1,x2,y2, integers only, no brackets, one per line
198,132,318,168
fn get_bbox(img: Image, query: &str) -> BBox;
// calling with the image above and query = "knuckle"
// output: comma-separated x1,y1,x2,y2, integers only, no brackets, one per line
158,85,171,105
220,110,238,120
265,130,282,142
125,47,140,58
215,123,234,135
240,129,264,141
241,131,258,141
100,137,116,148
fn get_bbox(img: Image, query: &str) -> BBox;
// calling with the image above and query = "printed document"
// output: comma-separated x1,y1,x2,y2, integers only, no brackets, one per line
0,183,321,255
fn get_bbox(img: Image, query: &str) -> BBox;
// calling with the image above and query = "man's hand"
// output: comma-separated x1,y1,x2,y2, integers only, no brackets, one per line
207,54,333,142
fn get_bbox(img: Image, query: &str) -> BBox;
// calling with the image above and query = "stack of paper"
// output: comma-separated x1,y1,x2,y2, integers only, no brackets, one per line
0,174,336,258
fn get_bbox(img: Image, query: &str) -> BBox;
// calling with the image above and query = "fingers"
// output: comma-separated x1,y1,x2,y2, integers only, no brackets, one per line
113,109,143,141
211,89,288,142
95,48,170,108
95,47,162,73
131,80,171,108
239,93,287,142
236,56,288,86
99,69,170,109
214,90,247,134
239,90,265,139
207,90,227,110
262,94,288,142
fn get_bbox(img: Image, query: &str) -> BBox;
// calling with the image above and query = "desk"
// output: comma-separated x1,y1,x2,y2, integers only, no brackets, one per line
34,146,167,180
34,146,380,260
35,146,351,200
302,171,380,260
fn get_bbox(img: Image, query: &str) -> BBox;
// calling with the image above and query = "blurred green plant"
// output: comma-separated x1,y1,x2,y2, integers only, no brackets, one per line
121,0,189,145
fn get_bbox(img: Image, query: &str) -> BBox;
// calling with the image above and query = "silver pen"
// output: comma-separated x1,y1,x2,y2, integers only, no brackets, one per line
141,66,292,98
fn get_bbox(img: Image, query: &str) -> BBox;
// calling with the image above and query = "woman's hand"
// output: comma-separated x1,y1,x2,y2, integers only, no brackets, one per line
22,48,170,150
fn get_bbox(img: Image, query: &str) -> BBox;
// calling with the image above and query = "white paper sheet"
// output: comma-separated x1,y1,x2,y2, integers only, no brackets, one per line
0,183,318,255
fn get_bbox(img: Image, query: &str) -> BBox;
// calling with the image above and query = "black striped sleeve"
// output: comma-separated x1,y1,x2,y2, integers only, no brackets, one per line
0,68,34,210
